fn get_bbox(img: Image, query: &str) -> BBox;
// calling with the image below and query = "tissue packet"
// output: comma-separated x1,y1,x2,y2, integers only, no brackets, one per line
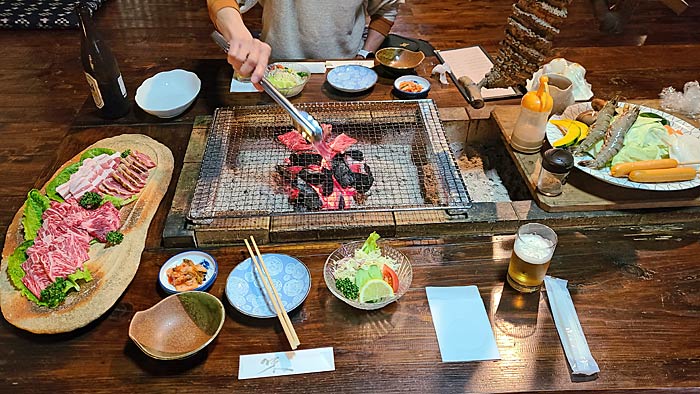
544,276,600,376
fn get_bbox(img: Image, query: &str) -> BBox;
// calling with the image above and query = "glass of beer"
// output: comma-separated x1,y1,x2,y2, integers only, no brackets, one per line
506,223,558,293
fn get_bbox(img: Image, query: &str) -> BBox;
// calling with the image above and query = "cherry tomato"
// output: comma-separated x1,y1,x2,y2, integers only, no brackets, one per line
382,264,399,293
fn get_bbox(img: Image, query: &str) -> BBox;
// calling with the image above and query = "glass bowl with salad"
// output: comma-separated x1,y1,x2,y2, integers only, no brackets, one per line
264,62,311,98
324,232,412,310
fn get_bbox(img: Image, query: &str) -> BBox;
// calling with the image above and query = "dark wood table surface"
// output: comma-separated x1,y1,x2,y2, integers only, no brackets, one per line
2,59,699,393
2,0,700,392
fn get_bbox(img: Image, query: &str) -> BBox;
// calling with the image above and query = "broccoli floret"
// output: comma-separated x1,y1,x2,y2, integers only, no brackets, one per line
106,230,124,245
79,192,102,210
120,149,131,158
335,277,359,300
40,278,68,308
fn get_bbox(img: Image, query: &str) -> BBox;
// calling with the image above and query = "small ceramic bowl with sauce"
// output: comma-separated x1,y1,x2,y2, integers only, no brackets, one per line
376,47,425,71
129,291,225,360
135,69,201,118
159,250,218,295
392,75,431,99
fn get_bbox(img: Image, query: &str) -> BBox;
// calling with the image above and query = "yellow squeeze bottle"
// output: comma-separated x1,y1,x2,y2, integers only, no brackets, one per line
510,76,554,154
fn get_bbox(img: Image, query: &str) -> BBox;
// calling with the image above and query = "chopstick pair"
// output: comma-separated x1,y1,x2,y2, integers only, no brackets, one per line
244,236,300,350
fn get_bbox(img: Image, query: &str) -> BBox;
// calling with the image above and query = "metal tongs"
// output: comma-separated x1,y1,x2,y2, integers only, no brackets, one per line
211,31,323,143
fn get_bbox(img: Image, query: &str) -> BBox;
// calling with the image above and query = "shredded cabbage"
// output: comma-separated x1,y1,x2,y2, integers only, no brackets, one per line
265,66,306,89
610,117,669,166
332,232,401,281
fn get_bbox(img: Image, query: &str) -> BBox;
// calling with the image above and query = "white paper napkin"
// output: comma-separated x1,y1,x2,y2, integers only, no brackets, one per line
426,286,501,362
238,347,335,380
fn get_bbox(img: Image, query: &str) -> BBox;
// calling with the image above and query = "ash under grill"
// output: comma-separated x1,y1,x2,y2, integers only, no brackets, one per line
188,100,471,222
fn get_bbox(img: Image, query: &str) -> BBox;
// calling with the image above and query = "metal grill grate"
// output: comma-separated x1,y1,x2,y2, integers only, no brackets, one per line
188,100,471,222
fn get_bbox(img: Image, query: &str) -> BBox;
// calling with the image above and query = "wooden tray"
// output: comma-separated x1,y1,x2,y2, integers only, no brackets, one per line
493,101,700,212
0,134,174,333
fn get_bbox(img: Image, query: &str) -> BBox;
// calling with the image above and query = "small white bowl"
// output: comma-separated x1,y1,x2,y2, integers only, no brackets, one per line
135,69,201,118
393,75,431,99
159,250,218,294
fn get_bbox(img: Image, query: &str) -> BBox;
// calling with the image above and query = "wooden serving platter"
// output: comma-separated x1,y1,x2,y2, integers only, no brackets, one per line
0,134,174,333
493,102,700,212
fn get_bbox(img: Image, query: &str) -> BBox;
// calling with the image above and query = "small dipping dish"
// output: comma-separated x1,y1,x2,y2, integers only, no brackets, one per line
135,69,201,118
393,75,431,99
128,291,225,360
326,65,378,93
376,47,425,71
159,250,218,295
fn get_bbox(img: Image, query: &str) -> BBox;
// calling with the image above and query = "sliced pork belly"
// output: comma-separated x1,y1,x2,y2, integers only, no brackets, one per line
56,152,121,201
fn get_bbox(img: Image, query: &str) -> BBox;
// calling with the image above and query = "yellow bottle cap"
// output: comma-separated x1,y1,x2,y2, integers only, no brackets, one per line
521,76,553,113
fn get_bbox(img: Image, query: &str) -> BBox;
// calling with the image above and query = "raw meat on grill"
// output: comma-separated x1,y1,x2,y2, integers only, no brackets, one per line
276,125,374,212
21,199,122,299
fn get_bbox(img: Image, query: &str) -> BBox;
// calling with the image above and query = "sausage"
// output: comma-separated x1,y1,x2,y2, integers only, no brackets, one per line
628,167,697,183
610,159,679,177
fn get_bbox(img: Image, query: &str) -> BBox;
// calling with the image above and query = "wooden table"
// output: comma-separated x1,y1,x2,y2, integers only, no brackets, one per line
1,58,699,393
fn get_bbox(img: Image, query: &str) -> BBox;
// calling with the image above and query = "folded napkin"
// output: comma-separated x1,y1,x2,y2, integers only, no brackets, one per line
544,276,600,376
426,286,501,362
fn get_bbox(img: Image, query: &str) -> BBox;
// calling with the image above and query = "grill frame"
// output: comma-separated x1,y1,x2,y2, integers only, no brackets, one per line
188,100,471,222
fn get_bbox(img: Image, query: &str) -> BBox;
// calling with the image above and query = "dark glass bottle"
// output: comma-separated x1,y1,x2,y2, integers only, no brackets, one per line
76,5,130,119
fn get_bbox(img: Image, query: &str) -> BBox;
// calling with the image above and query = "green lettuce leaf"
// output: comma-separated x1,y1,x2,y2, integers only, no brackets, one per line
66,268,93,292
361,231,381,254
46,162,81,202
22,189,51,241
80,148,116,161
6,240,43,305
101,194,138,209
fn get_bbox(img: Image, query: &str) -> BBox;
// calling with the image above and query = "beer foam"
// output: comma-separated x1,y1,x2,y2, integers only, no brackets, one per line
514,233,554,264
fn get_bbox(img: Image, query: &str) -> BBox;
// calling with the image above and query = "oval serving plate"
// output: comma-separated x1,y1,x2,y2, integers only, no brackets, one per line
546,102,700,191
326,65,378,93
225,253,311,318
0,134,175,334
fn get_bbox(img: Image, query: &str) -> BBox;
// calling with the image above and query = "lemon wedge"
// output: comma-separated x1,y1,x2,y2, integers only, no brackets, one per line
358,279,394,303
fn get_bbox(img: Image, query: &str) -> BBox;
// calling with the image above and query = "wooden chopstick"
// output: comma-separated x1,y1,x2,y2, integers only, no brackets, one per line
250,237,300,347
243,237,300,349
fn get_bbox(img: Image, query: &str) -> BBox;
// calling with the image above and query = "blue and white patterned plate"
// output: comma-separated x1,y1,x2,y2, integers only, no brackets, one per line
159,250,218,294
326,65,378,93
546,102,700,191
225,254,311,318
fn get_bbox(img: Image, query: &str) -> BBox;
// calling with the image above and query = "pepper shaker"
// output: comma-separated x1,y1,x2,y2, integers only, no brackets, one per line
537,148,574,196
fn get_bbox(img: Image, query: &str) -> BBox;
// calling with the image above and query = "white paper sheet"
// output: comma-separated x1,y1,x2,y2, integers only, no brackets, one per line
436,47,518,99
238,347,335,380
426,286,501,362
324,60,375,69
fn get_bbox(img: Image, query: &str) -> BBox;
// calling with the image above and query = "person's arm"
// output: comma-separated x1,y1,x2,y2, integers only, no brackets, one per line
207,0,271,85
362,0,402,54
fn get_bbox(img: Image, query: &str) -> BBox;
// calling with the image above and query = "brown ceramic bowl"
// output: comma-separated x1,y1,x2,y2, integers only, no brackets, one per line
128,291,225,360
375,47,425,70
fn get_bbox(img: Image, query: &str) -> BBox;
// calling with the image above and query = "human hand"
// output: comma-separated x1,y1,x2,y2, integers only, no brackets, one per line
227,35,271,88
216,7,271,89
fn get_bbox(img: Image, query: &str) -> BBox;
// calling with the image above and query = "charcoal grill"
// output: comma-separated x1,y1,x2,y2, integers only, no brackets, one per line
188,100,471,222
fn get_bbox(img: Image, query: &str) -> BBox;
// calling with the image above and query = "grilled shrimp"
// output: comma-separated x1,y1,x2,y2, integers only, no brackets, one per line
578,105,640,169
574,97,618,156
